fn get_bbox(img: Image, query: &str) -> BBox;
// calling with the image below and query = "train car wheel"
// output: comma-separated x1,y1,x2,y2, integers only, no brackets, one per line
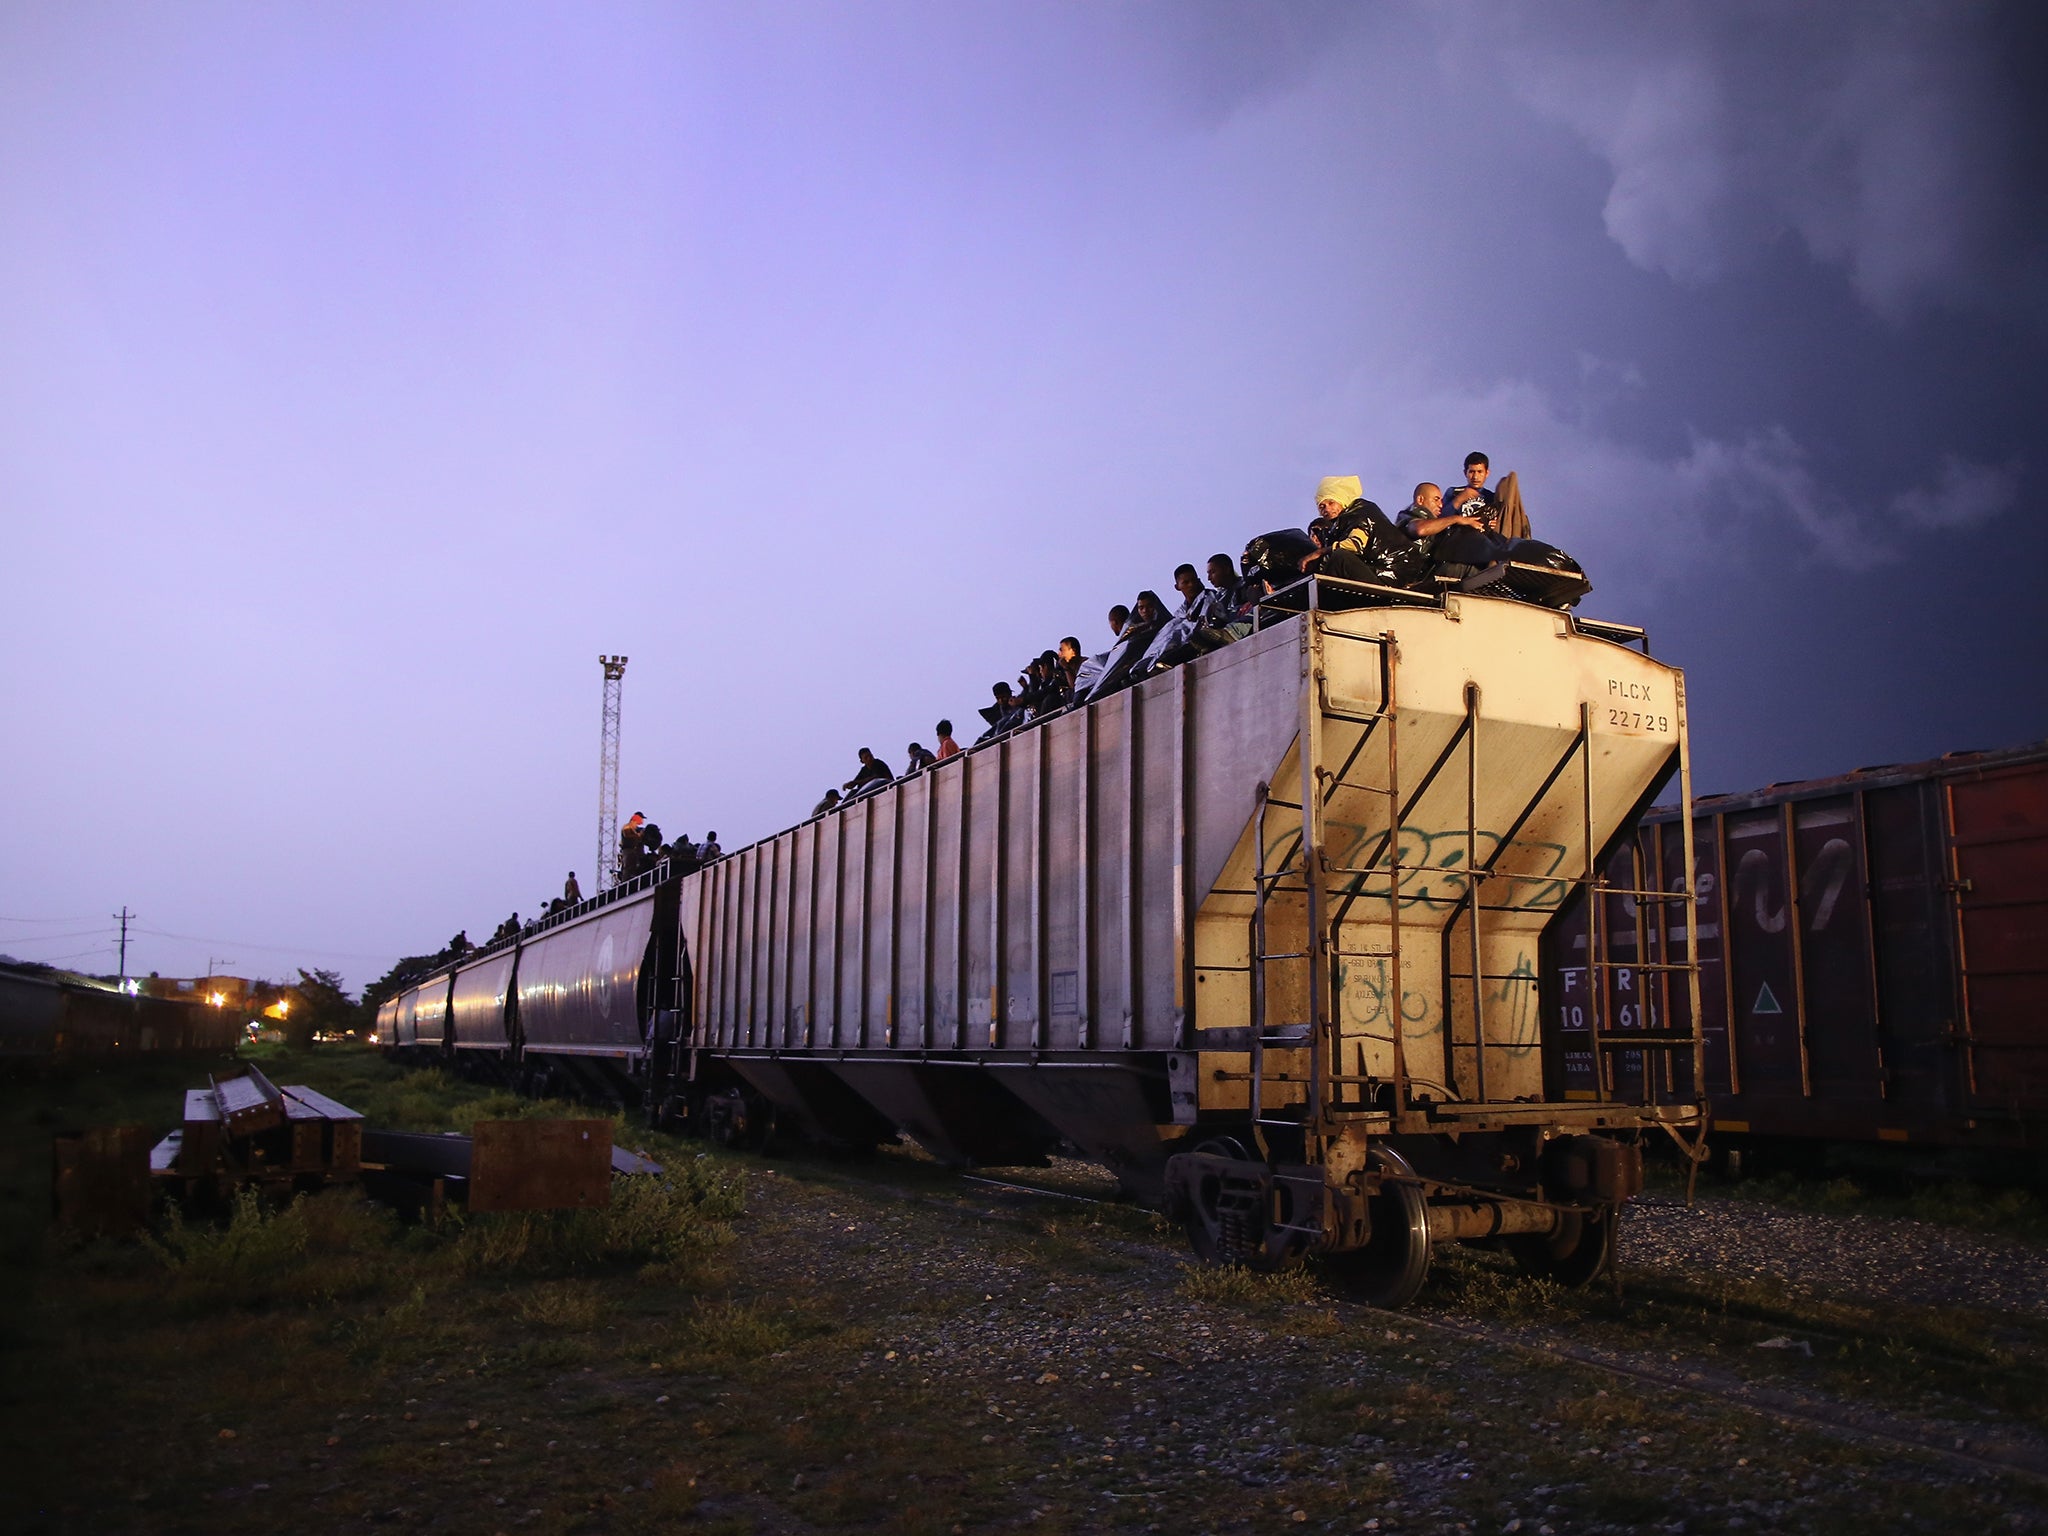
1507,1205,1615,1288
1176,1130,1259,1265
1327,1147,1431,1309
706,1087,775,1151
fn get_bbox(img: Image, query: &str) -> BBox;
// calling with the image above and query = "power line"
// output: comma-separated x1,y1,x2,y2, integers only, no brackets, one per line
3,946,115,966
130,925,399,963
0,915,102,924
114,907,133,987
0,928,116,946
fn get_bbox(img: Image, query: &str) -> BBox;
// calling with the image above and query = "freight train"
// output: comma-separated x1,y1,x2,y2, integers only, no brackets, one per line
1561,740,2048,1163
382,579,1707,1305
0,964,246,1060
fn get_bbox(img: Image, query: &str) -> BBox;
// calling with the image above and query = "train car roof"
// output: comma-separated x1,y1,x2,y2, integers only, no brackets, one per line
1647,737,2048,820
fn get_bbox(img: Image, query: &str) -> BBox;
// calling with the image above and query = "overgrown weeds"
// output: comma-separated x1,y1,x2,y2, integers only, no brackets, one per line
439,1160,746,1279
145,1185,400,1309
1177,1261,1322,1308
676,1298,796,1361
1425,1244,1571,1322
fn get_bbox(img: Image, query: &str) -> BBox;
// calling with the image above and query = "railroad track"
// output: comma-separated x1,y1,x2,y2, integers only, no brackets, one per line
837,1158,2048,1489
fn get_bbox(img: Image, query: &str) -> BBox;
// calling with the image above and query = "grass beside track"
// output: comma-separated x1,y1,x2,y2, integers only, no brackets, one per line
0,1044,2042,1535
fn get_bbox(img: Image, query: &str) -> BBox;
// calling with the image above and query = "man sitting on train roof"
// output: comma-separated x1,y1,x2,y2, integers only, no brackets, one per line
1072,607,1129,697
1023,649,1069,715
977,681,1026,742
1445,450,1498,523
1308,475,1424,591
812,788,842,817
904,740,938,773
1057,637,1083,696
700,831,722,860
1155,553,1259,668
1079,589,1168,701
1132,563,1214,679
1397,480,1499,571
843,747,894,797
1208,553,1261,635
935,719,962,760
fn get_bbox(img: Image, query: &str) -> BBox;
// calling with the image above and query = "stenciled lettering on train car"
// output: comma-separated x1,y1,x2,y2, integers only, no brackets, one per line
1602,678,1670,733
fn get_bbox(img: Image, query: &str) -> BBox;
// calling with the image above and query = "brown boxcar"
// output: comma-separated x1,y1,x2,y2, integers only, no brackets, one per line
0,965,246,1060
1556,740,2048,1152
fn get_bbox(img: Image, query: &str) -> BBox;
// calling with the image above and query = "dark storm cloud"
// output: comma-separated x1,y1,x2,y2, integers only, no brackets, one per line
1,1,2041,983
1446,0,2048,323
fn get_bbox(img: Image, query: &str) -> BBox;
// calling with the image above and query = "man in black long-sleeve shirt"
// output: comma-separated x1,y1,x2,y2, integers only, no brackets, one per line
843,747,894,795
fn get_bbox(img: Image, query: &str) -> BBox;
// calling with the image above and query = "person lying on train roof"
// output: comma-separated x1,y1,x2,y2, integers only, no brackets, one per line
812,788,842,817
843,747,894,795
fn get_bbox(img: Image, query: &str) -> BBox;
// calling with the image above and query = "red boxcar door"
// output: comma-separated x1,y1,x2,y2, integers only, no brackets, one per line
1947,759,2048,1116
1789,795,1883,1104
1722,808,1805,1096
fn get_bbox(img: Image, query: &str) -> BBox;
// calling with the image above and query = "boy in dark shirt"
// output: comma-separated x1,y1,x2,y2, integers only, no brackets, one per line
1445,452,1499,528
843,748,894,794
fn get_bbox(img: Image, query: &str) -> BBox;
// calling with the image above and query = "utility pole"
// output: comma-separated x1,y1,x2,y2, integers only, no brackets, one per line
597,655,628,889
114,907,134,990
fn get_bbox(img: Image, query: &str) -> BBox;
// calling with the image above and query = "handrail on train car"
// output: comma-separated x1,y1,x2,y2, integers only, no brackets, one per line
459,857,673,966
707,577,1655,876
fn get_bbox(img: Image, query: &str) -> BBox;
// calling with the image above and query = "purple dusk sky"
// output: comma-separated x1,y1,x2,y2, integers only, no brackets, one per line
4,2,2044,991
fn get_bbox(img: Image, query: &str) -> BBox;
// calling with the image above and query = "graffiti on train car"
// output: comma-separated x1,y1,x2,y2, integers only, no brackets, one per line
1265,822,1575,913
1336,948,1541,1049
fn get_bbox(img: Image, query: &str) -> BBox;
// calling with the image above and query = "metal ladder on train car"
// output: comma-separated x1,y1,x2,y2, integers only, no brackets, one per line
1243,600,1710,1162
1245,612,1409,1157
1570,694,1708,1114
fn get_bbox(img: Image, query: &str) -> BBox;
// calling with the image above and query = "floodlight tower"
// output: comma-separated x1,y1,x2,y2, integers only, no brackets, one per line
597,654,628,889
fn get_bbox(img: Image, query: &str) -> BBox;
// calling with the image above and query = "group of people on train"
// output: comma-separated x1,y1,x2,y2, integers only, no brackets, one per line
805,453,1578,815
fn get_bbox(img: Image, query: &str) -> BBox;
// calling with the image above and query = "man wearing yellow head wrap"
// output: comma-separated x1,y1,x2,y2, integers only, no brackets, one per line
1307,474,1422,588
1314,475,1364,512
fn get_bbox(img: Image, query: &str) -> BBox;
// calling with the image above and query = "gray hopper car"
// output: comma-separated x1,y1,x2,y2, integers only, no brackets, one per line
385,585,1707,1305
